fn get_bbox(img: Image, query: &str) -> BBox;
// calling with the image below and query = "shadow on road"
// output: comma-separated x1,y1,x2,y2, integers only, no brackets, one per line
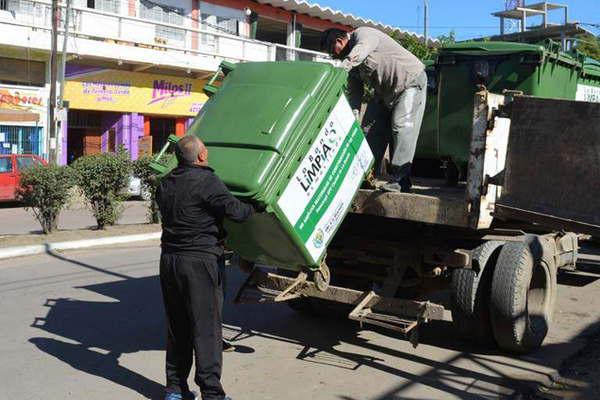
30,250,165,399
29,249,599,400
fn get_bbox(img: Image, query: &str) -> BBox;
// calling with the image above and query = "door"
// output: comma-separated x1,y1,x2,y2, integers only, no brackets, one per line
150,118,175,154
107,128,116,153
83,132,102,155
0,155,17,201
495,96,600,236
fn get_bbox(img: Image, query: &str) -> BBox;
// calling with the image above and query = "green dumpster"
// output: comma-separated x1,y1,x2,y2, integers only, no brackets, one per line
415,40,600,173
577,57,600,102
151,61,374,271
414,60,438,159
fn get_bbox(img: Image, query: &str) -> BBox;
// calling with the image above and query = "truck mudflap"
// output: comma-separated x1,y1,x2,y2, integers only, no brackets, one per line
494,96,600,236
235,268,450,347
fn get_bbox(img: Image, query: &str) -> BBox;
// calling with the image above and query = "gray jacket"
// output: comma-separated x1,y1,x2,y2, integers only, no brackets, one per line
341,27,425,110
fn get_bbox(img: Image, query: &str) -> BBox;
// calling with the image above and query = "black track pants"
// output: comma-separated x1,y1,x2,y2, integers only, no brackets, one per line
160,252,225,400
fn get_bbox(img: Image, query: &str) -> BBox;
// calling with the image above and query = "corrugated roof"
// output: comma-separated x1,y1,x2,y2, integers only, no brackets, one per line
255,0,425,39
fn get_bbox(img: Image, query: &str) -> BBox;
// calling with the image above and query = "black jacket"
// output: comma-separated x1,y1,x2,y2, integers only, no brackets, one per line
156,163,253,258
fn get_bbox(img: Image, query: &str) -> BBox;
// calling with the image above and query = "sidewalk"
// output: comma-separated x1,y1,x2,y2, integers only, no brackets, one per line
0,200,151,236
0,200,161,257
0,223,161,249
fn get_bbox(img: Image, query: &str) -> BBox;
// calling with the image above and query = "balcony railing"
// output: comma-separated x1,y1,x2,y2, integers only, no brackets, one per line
0,0,331,65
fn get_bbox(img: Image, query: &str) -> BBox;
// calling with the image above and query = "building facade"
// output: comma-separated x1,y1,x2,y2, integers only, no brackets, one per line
0,0,416,163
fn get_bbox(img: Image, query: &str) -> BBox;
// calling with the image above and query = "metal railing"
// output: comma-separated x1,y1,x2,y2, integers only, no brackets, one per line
0,0,331,64
0,125,44,156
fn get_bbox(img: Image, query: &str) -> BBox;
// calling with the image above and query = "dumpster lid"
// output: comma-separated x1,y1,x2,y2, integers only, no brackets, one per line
191,61,341,200
583,57,600,78
439,41,546,56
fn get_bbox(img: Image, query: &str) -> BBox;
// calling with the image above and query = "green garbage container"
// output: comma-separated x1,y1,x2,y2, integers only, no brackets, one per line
151,61,374,271
577,57,600,102
415,60,438,159
416,40,600,171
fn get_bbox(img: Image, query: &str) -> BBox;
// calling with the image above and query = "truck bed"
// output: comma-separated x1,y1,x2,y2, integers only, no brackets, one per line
352,178,469,227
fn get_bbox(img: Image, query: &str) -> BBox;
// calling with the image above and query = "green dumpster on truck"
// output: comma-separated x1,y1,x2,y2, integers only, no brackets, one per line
151,61,374,272
415,40,600,174
577,58,600,102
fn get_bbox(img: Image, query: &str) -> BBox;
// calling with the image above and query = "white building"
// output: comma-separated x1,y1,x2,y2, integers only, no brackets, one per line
0,0,419,163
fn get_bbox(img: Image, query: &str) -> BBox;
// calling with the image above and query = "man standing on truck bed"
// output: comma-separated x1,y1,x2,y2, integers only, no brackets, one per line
156,136,253,400
321,27,427,193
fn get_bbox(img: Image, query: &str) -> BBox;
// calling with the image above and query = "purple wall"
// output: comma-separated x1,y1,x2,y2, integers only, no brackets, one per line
60,120,68,165
96,112,144,159
100,112,120,153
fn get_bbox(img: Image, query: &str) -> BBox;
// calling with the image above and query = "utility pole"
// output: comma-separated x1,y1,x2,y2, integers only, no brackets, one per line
423,0,429,45
48,0,59,164
59,0,71,108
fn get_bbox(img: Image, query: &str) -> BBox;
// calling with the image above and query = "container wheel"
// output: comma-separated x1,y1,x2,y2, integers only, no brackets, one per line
451,240,504,342
314,262,331,292
490,238,557,354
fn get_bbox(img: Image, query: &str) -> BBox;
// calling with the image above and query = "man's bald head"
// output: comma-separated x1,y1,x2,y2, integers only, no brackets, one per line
175,136,208,166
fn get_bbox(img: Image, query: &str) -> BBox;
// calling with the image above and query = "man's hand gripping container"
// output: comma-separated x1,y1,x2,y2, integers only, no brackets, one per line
151,61,374,275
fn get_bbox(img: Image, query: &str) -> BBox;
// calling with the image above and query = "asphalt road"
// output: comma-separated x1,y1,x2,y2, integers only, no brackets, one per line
1,244,599,400
0,201,149,235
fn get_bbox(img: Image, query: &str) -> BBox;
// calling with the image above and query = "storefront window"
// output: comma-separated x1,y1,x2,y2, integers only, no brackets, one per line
0,126,43,156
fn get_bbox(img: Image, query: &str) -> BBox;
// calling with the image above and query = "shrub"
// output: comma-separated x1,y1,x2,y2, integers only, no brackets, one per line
18,164,74,234
132,156,160,223
72,147,132,229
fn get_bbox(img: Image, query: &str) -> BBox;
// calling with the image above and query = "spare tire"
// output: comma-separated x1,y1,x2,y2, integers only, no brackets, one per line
490,237,557,354
451,240,504,341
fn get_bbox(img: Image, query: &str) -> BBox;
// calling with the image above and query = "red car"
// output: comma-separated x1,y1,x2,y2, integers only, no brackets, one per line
0,154,47,202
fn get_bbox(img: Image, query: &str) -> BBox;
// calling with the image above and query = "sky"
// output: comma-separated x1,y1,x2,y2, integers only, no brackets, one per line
310,0,600,40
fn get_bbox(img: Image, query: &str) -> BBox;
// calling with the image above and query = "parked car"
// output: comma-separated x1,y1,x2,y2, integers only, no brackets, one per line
0,154,47,202
123,176,151,200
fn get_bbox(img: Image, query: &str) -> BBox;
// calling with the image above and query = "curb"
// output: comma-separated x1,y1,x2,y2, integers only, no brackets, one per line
0,232,161,260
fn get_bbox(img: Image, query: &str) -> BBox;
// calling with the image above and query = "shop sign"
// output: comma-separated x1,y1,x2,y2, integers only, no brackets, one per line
65,68,208,116
0,87,46,113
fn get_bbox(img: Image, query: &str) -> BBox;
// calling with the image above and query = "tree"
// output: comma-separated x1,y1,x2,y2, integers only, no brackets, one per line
17,164,74,234
390,32,433,60
389,30,457,60
72,147,132,229
576,34,600,60
436,30,456,49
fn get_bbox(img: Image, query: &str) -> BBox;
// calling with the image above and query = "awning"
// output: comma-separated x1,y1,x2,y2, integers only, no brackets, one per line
256,0,427,40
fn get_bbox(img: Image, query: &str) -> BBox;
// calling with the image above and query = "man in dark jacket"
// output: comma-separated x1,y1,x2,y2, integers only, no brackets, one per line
156,136,253,400
321,27,427,192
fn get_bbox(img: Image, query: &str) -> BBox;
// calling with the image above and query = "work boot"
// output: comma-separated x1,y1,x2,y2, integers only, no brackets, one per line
380,176,412,193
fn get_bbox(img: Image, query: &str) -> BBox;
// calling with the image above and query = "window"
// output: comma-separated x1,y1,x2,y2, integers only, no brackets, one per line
86,0,119,14
0,157,12,173
140,0,185,43
198,2,244,47
0,57,45,87
16,156,39,171
4,0,34,16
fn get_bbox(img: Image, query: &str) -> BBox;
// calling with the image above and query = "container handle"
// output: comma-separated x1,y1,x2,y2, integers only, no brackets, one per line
149,134,180,175
203,61,237,97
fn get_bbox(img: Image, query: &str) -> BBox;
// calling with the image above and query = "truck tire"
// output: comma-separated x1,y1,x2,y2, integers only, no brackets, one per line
451,240,504,341
490,237,557,354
